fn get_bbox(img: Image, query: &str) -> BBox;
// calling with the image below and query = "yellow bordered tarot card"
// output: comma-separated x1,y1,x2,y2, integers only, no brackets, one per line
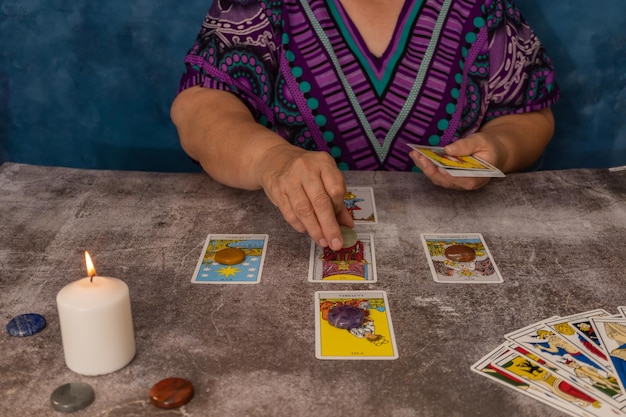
314,291,398,360
407,144,505,177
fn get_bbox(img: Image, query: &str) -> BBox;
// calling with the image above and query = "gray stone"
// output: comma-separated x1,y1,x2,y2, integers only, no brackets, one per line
50,382,95,413
340,225,358,248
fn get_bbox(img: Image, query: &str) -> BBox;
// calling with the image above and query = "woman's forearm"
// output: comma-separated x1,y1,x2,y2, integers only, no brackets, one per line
480,107,555,173
170,86,289,190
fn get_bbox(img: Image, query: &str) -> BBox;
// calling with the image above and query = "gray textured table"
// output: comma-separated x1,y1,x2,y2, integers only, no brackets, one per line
1,162,625,417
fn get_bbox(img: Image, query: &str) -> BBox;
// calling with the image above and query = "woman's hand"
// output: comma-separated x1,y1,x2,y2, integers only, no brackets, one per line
409,133,500,190
172,87,353,250
255,143,354,251
410,108,555,190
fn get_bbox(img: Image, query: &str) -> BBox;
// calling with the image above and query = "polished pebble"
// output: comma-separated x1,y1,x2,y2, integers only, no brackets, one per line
444,244,476,262
328,304,365,329
50,382,95,413
340,225,358,248
6,313,47,337
150,377,194,409
214,247,246,265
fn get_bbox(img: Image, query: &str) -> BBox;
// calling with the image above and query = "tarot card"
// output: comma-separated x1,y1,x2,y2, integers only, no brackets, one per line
590,317,626,395
489,344,623,417
308,234,377,283
191,234,269,284
471,343,592,417
314,290,398,360
545,310,613,370
407,144,505,177
505,319,626,408
420,233,503,283
570,316,615,355
344,186,378,224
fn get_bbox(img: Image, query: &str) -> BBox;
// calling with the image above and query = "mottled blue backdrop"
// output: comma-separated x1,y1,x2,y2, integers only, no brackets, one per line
1,1,625,171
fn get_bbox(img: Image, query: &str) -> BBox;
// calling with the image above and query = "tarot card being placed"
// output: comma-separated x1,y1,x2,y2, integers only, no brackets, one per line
407,144,505,177
308,234,376,283
315,291,398,360
192,234,268,284
420,233,503,283
344,187,377,224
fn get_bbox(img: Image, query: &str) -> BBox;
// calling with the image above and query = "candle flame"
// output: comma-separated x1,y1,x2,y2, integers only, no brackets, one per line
85,251,96,277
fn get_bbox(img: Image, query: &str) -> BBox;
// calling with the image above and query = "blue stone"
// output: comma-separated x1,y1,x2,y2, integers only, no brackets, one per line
6,313,47,337
50,382,95,413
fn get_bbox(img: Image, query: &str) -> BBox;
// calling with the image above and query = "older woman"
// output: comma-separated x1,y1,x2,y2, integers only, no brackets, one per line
171,0,559,250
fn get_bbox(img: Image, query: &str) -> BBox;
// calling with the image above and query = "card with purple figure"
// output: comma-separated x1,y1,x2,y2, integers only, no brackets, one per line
315,291,397,360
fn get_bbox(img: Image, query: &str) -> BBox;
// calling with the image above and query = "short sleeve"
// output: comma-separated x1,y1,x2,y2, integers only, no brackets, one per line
482,0,560,120
176,0,282,120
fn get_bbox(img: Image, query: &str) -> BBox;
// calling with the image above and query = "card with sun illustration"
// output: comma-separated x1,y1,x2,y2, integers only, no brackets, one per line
192,234,269,284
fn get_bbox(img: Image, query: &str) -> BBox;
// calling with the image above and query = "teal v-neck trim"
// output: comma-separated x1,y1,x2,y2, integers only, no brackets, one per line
300,0,454,163
326,0,423,96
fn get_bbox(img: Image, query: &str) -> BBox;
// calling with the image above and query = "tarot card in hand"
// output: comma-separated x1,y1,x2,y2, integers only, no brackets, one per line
420,233,503,283
308,233,377,283
192,234,268,284
407,144,505,177
315,290,398,360
344,186,377,224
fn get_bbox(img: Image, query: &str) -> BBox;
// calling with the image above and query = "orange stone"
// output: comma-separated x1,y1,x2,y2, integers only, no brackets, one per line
149,377,194,409
214,247,246,265
444,244,476,262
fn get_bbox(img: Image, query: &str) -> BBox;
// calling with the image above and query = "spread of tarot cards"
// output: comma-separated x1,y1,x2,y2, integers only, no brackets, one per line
472,308,626,416
190,188,506,362
407,144,505,177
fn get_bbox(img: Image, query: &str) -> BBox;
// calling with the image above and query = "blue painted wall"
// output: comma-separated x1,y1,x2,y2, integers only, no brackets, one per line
1,0,625,172
522,1,626,170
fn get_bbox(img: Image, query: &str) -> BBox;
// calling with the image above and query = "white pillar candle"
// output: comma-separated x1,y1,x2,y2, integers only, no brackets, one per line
56,252,135,376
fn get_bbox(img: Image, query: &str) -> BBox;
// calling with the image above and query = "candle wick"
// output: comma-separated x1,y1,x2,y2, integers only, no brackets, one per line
90,274,95,283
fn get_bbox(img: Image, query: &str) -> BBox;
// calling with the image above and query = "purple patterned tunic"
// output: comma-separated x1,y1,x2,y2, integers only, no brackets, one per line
178,0,560,171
